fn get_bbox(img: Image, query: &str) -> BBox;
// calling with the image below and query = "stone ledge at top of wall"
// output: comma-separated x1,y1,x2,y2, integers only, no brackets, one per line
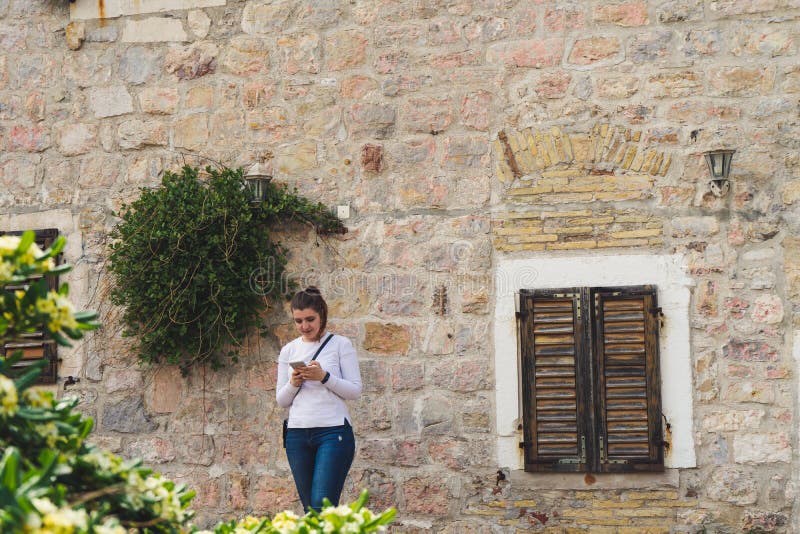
70,0,225,21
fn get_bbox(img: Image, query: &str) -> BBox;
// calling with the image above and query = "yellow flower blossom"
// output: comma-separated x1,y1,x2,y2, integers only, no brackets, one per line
0,375,18,417
27,498,88,534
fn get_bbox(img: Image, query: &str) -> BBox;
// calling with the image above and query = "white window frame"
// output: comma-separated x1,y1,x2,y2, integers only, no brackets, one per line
494,254,697,471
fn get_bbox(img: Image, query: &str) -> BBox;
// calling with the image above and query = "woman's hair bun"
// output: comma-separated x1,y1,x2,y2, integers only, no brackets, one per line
303,286,321,295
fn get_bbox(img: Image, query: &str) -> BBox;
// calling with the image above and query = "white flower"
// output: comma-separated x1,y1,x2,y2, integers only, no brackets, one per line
28,497,88,534
0,375,18,417
0,235,20,256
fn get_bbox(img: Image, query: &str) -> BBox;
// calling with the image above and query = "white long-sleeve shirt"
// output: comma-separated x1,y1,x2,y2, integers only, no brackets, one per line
276,333,362,428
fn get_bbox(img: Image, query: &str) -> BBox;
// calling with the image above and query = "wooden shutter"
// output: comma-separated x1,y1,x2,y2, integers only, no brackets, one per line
520,289,590,472
592,286,663,472
0,229,60,384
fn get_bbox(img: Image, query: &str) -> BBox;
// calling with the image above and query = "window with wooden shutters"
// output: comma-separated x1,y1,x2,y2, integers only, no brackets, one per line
0,228,60,384
519,285,663,473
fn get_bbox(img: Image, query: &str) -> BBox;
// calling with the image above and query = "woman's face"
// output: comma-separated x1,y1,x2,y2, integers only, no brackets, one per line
292,307,322,342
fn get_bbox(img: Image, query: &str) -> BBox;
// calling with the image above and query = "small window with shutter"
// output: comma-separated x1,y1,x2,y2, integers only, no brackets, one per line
519,285,664,473
0,228,60,384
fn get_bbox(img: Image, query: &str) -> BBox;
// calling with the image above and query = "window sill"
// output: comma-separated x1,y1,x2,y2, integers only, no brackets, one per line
509,468,679,490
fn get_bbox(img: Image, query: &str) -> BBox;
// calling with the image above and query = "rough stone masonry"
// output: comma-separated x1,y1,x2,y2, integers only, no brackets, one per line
1,0,800,531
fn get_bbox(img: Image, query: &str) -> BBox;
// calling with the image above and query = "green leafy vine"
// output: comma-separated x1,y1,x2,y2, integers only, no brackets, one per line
107,165,345,372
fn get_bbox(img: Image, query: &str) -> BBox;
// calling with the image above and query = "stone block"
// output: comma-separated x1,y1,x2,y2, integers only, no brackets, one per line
671,216,719,237
487,38,564,68
124,437,176,464
325,30,368,71
273,141,318,174
165,41,218,80
391,362,424,391
656,0,703,23
341,76,378,99
545,7,586,31
0,155,38,188
723,340,778,362
702,409,764,432
104,368,143,393
122,17,187,42
442,136,488,169
403,97,452,134
750,294,784,324
359,359,387,393
597,76,640,99
402,477,451,516
277,32,320,75
117,119,167,150
592,2,649,26
359,438,422,467
646,71,702,98
734,433,791,464
345,469,396,513
101,396,157,433
139,86,179,114
723,381,775,404
55,122,96,156
222,36,269,75
65,21,85,50
464,16,509,43
568,36,621,66
429,360,490,392
461,90,492,131
252,475,298,515
363,322,411,355
119,46,161,85
88,86,133,118
709,66,774,97
628,30,673,63
241,1,294,36
346,103,396,139
173,114,208,150
361,143,384,173
187,10,211,39
148,365,183,414
8,124,50,152
226,472,249,510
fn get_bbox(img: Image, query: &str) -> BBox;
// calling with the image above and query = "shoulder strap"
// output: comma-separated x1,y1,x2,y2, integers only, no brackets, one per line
310,333,334,362
289,333,334,401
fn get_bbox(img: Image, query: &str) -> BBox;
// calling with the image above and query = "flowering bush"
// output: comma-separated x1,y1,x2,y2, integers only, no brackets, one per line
205,492,395,534
1,232,394,533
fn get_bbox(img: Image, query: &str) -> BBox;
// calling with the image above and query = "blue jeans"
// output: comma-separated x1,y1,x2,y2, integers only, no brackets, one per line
285,421,355,512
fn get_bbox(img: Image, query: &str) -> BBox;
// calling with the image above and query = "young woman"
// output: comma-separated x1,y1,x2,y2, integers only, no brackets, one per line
275,287,362,512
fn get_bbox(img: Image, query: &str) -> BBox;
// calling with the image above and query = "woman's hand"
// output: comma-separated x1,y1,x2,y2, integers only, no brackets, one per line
301,361,327,382
290,368,305,387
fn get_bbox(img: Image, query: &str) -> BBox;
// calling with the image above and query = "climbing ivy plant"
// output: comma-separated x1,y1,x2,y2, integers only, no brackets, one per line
108,165,345,372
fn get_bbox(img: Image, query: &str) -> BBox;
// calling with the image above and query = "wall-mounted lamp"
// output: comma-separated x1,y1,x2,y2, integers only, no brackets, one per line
704,149,735,197
245,160,272,204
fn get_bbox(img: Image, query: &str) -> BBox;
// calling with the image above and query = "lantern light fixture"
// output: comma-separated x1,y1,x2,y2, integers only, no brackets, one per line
245,160,272,204
704,149,735,198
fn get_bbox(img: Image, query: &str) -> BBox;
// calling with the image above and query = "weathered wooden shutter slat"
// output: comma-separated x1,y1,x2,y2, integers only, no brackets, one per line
593,286,663,472
521,291,589,471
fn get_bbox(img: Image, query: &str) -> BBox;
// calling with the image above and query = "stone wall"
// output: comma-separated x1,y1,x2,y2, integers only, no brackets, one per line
1,0,799,531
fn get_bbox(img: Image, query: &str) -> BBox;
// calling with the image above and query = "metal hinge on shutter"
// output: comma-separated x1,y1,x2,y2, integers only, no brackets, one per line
599,436,628,464
557,436,587,464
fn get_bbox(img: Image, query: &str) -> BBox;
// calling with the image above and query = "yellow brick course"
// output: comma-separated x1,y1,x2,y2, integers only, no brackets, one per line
625,491,679,500
547,240,598,250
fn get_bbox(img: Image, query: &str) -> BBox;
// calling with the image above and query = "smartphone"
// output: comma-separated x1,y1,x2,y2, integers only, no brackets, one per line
289,360,307,370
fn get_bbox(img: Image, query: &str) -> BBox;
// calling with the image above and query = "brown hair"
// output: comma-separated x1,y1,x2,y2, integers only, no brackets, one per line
290,286,328,340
